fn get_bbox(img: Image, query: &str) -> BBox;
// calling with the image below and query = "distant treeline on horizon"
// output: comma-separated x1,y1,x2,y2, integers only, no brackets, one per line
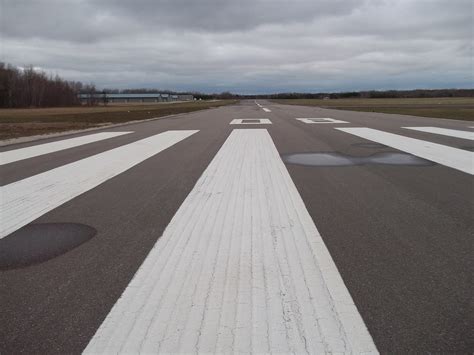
1,62,472,108
131,89,474,100
233,89,474,100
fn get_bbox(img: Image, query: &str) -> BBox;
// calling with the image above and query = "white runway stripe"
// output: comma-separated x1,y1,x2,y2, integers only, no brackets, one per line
0,130,198,239
0,131,132,165
337,127,474,175
403,126,474,140
84,129,376,354
262,107,271,112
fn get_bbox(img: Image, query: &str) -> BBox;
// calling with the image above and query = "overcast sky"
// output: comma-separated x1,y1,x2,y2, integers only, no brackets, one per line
1,0,472,93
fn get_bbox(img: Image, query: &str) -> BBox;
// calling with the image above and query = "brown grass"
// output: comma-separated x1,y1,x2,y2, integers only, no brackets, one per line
272,97,474,121
0,100,236,140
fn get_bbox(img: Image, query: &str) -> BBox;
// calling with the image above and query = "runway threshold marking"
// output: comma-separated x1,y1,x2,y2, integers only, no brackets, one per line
84,129,376,354
0,130,198,239
403,126,474,141
254,101,270,112
337,127,474,175
297,118,348,124
0,131,132,165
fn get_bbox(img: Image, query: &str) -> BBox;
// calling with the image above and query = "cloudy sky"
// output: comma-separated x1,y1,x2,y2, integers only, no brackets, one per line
1,0,472,93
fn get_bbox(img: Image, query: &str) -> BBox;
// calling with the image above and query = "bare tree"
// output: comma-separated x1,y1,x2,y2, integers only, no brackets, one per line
0,62,83,108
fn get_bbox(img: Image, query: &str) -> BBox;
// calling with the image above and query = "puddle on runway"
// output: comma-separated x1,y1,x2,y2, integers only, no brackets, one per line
282,152,434,167
351,142,388,149
0,223,96,270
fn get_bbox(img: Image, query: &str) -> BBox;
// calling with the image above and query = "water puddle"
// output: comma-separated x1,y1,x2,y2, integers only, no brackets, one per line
282,152,434,167
0,223,96,270
351,142,388,149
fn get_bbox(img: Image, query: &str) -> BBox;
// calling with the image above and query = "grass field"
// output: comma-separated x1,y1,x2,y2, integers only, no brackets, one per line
0,100,236,140
272,97,474,121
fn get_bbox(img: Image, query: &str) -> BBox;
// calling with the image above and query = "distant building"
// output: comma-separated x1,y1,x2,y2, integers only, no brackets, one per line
78,93,193,104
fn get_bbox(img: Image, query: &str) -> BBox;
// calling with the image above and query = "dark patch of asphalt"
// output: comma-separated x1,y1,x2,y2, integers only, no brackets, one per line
282,151,434,167
0,223,97,270
0,100,472,353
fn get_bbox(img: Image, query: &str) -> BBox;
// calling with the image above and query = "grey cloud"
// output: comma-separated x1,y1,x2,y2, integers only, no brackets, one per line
1,0,362,42
111,0,362,31
1,0,471,93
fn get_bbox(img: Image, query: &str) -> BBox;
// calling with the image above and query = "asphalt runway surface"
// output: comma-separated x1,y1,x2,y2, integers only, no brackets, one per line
1,100,472,353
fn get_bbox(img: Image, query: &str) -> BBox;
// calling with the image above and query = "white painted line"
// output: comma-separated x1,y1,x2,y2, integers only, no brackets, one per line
230,118,272,125
0,131,132,165
403,127,474,141
297,117,348,124
262,107,271,112
84,129,377,354
337,127,474,175
0,130,198,239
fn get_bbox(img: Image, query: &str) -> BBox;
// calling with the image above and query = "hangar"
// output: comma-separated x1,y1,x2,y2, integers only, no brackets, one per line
78,93,194,104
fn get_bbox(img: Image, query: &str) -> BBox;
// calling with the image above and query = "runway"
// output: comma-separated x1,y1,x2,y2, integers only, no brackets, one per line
1,100,472,353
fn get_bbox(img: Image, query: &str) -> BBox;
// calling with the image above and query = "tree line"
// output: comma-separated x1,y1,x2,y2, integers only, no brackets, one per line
1,62,472,108
244,89,474,100
0,62,96,108
183,89,474,100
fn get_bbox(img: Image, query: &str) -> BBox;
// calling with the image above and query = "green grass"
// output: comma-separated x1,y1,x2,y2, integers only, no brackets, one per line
0,100,237,140
272,97,474,121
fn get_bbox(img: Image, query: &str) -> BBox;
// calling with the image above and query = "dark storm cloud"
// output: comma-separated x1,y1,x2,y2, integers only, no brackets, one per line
1,0,472,93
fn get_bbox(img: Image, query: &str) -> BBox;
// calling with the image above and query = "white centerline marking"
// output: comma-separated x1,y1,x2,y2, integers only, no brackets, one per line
0,131,132,165
230,119,272,125
403,126,474,141
0,130,198,239
297,117,348,124
84,129,377,354
262,107,271,112
337,127,474,175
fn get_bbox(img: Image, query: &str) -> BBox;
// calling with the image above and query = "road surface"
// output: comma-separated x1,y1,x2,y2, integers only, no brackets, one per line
1,100,472,353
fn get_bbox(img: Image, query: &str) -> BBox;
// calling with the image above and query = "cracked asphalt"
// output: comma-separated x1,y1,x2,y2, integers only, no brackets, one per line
0,100,472,353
